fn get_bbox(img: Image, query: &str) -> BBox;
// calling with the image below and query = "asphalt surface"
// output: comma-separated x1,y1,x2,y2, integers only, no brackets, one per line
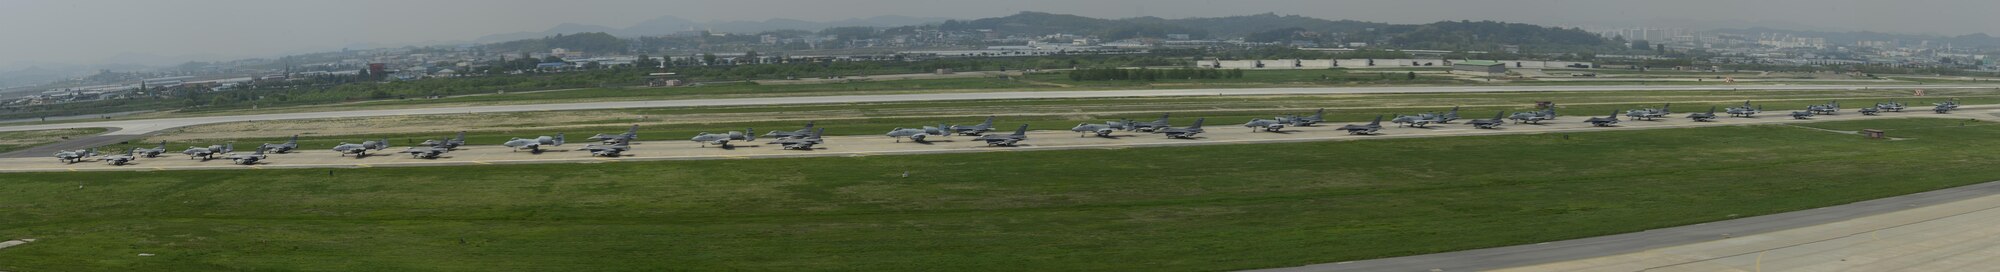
0,84,1989,136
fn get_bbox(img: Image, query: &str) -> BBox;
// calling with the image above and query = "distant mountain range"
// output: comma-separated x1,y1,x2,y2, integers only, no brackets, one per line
474,15,952,42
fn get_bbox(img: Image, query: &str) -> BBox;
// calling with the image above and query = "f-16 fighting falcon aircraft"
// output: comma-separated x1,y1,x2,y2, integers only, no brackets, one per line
1877,101,1907,112
221,147,268,165
400,145,451,159
1790,109,1817,119
1508,108,1556,124
1624,104,1671,120
588,125,639,144
1126,113,1173,132
1070,120,1132,137
101,149,136,166
769,128,826,150
1687,106,1720,122
1242,118,1287,132
973,124,1030,146
579,138,632,157
691,129,755,148
1859,106,1882,115
503,133,565,152
1338,115,1386,135
332,138,390,158
419,131,467,150
1466,111,1507,129
1158,118,1208,139
1726,101,1763,117
1391,113,1444,128
886,124,949,143
1584,110,1622,127
260,135,299,153
54,149,97,163
948,116,999,136
134,141,167,158
182,143,231,160
1935,99,1960,113
1807,101,1840,115
765,121,817,139
1274,108,1326,126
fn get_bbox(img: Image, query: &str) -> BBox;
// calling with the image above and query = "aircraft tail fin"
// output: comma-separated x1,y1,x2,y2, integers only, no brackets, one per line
455,131,466,141
1311,108,1325,119
980,116,995,127
287,135,298,144
1450,106,1461,114
804,121,816,128
1492,111,1506,120
554,133,565,146
223,143,234,153
1011,124,1029,136
1708,106,1717,114
1188,118,1205,129
1369,115,1383,125
811,128,824,139
157,140,166,149
379,138,390,150
745,128,756,142
1157,113,1171,123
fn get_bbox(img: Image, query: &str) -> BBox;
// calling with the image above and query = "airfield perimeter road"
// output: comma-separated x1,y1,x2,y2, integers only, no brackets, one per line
0,84,1992,136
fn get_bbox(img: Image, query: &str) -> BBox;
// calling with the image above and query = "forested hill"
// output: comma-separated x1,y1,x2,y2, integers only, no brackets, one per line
938,12,1612,52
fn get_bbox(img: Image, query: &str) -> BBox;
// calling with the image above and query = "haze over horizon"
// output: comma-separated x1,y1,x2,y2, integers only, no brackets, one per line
3,0,1996,69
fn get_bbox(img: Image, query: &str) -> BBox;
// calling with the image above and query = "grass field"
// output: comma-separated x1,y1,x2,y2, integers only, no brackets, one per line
5,118,1999,271
0,128,108,153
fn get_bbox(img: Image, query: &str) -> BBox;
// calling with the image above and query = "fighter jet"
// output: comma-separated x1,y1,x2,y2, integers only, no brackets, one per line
54,149,97,164
418,131,467,150
769,128,826,150
182,143,232,160
691,129,755,148
1625,104,1671,120
1687,106,1720,122
1790,109,1816,119
1242,118,1287,132
1725,101,1763,117
948,116,999,136
765,121,817,139
1876,101,1907,112
1807,101,1840,115
1337,115,1386,135
578,138,632,157
221,147,268,165
1274,108,1326,126
332,138,390,158
1126,113,1173,132
973,124,1030,146
1158,118,1208,139
1466,111,1507,129
1858,107,1882,115
1391,114,1441,128
101,149,136,166
260,135,299,153
587,125,639,144
1935,99,1960,113
134,141,167,158
1584,110,1621,127
400,145,451,159
886,124,949,143
502,133,564,152
1070,121,1130,137
1508,109,1557,124
1428,106,1463,123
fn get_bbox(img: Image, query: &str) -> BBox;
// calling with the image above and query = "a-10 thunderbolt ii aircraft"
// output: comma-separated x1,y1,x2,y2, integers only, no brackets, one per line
101,149,136,166
1876,101,1907,112
578,138,633,157
1070,120,1132,137
1687,106,1720,122
418,132,467,150
1157,118,1208,139
1624,104,1671,120
1418,106,1463,123
260,135,299,153
765,121,817,139
1935,99,1960,113
948,116,999,136
1338,115,1386,135
182,143,231,160
1390,113,1445,128
133,141,167,158
768,128,826,150
1242,118,1287,132
587,125,639,144
972,124,1030,146
1125,114,1174,132
1807,101,1840,115
221,147,268,165
886,124,949,143
690,129,755,148
1508,108,1556,124
1274,108,1326,126
54,149,97,163
1465,111,1508,129
502,133,565,152
1583,110,1622,127
1726,101,1763,117
332,138,390,158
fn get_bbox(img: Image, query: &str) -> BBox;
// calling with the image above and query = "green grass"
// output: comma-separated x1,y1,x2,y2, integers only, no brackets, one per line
0,128,108,153
6,119,2000,271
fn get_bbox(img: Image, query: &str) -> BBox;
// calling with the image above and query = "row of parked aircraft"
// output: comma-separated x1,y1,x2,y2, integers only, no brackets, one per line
52,99,1964,166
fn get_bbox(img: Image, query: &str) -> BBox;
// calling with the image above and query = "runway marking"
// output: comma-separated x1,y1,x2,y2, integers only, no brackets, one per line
250,166,263,169
1755,251,1766,272
354,164,372,168
472,161,492,165
1871,231,1881,241
67,168,77,172
725,155,750,159
152,167,165,171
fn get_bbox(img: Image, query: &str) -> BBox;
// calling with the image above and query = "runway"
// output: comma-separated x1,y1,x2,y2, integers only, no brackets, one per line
0,84,1988,136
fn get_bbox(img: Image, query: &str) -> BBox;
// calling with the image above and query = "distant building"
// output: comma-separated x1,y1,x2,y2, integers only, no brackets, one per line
1451,60,1507,77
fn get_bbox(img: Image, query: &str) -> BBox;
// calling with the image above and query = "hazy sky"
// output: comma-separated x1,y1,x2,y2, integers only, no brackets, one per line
2,0,1996,68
